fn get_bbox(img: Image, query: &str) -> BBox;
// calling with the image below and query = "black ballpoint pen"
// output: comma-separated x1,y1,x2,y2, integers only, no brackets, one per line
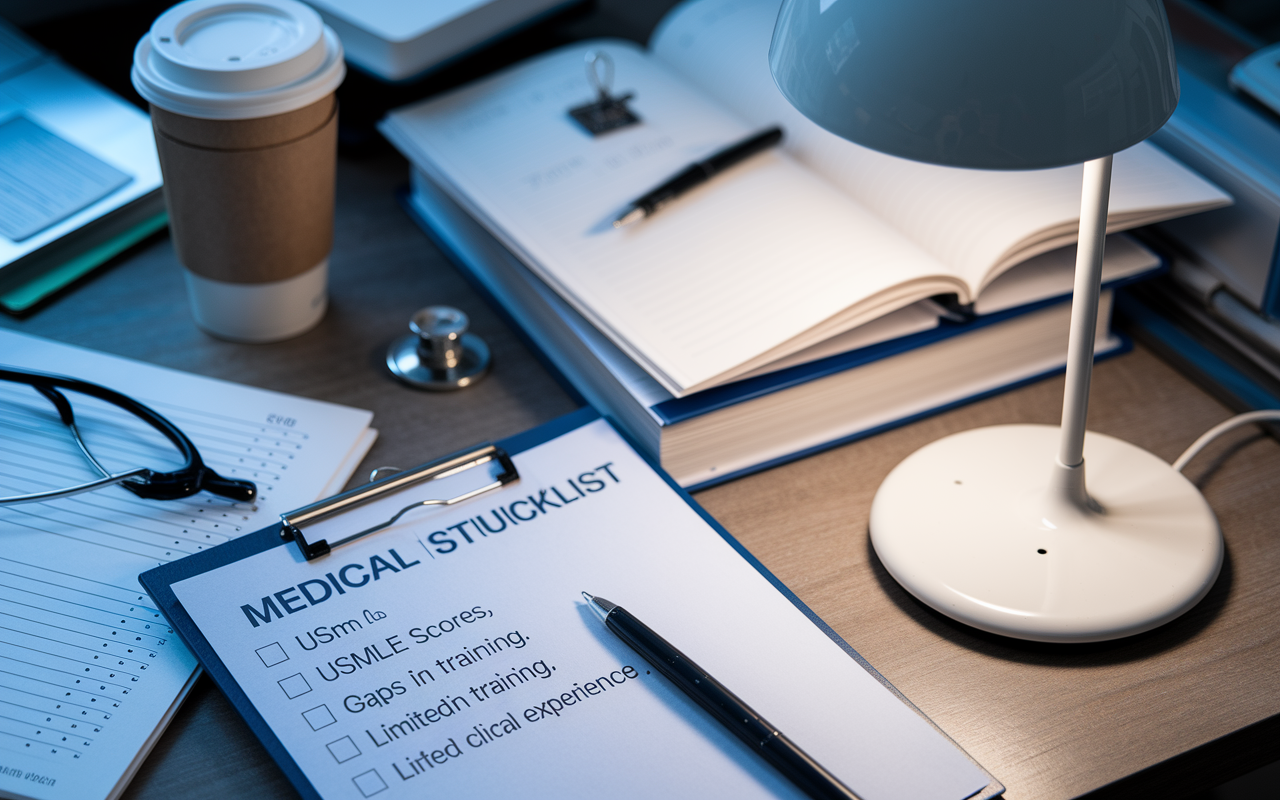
612,126,784,228
582,592,860,800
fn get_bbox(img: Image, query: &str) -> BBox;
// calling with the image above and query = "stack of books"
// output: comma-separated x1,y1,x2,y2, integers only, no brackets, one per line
381,0,1231,488
306,0,581,82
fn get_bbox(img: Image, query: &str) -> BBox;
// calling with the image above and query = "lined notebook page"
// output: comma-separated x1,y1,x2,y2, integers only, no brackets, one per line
0,332,373,800
651,0,1231,291
384,42,960,396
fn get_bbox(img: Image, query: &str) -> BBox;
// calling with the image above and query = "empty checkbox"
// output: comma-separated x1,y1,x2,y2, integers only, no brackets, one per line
277,673,311,699
302,704,336,731
255,642,288,667
326,735,361,763
353,769,387,797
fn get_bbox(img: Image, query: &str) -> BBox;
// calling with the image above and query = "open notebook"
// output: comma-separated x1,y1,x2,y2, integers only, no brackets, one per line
380,0,1230,398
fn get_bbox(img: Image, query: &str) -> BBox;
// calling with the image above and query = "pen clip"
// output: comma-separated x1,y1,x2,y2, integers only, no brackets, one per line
280,444,519,560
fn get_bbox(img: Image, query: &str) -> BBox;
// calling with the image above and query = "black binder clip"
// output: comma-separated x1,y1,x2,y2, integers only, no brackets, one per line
568,50,641,136
280,444,518,560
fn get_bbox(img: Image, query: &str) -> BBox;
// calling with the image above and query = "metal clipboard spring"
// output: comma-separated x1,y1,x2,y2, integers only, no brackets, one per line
280,443,518,560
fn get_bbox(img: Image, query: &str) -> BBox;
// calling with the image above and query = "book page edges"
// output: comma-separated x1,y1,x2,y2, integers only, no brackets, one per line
978,195,1233,292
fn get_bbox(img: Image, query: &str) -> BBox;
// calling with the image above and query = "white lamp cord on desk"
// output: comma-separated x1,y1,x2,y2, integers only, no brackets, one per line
1173,409,1280,472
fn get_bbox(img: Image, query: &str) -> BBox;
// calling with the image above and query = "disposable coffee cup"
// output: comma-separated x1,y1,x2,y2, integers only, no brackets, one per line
132,0,345,342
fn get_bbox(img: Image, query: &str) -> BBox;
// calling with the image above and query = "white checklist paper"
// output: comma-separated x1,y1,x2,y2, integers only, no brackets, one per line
170,418,990,800
0,331,375,800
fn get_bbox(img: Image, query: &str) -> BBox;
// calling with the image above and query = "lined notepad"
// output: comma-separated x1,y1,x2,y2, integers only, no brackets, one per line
0,331,375,800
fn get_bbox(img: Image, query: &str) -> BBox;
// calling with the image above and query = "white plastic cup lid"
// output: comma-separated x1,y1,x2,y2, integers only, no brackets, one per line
132,0,345,120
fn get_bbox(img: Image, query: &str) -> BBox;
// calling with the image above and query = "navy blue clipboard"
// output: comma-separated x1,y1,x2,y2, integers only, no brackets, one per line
139,408,1002,800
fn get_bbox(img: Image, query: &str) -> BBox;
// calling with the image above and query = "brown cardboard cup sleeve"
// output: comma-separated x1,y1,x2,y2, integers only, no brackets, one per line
151,95,337,285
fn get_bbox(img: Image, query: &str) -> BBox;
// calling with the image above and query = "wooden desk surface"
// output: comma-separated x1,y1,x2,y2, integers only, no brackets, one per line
4,150,1279,800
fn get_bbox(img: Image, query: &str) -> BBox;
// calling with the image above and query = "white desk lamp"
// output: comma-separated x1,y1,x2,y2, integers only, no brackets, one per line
770,0,1221,642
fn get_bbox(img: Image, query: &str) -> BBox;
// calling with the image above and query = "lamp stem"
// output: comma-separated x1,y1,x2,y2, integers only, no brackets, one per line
1058,154,1113,471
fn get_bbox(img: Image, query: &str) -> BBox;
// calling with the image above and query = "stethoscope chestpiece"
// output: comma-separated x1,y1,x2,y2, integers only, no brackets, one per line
386,306,491,390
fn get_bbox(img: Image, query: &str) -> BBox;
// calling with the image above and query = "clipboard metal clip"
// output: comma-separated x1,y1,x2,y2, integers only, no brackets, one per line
280,444,518,560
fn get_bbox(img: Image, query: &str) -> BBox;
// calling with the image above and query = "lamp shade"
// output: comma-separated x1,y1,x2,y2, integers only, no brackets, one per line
769,0,1179,170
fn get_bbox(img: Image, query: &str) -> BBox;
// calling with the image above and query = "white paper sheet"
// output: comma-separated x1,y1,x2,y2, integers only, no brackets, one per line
171,418,989,800
0,331,374,800
0,55,161,269
0,116,131,242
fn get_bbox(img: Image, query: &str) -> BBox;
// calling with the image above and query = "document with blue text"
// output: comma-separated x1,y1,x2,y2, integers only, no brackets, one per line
145,412,999,800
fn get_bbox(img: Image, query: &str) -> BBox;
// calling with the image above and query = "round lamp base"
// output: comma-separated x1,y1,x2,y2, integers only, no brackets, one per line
869,425,1222,643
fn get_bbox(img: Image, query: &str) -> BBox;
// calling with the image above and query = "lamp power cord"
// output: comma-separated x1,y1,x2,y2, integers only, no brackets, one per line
1172,409,1280,472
